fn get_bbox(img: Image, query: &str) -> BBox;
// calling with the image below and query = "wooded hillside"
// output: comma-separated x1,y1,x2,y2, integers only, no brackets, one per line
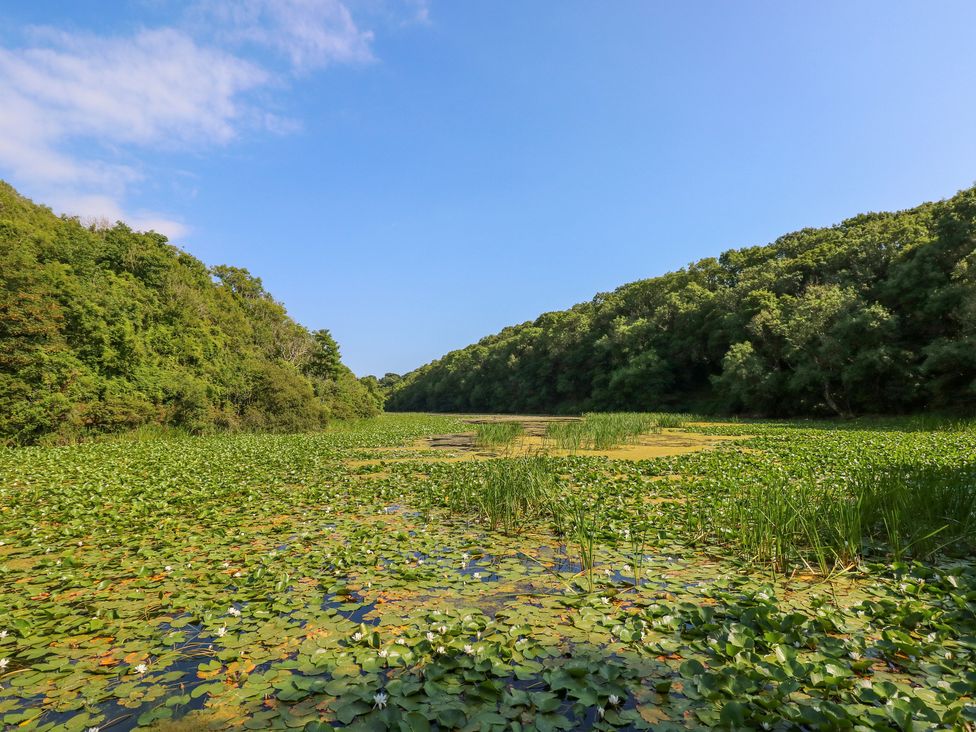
388,187,976,416
0,182,378,445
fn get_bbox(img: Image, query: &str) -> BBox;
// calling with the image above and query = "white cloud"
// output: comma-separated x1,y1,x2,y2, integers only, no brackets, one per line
50,192,189,240
200,0,375,71
1,28,268,148
0,26,275,240
127,215,190,240
0,0,377,239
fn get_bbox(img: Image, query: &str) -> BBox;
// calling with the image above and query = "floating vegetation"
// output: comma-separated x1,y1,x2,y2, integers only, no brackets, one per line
1,414,975,730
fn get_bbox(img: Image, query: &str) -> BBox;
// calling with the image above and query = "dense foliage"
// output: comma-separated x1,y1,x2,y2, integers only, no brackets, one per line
388,187,976,416
0,181,377,445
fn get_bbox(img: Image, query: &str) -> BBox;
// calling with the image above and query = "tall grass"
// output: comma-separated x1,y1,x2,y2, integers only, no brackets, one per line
689,463,976,573
444,457,563,535
474,421,524,448
545,412,689,451
570,498,599,592
545,421,586,451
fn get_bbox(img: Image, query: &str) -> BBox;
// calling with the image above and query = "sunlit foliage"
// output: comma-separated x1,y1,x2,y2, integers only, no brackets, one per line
0,182,377,445
388,187,976,417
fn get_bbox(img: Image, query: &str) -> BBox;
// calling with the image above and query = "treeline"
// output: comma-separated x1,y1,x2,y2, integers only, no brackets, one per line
0,182,379,445
388,186,976,417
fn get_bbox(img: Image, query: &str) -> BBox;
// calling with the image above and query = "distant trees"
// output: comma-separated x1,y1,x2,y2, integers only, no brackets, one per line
0,181,378,445
388,186,976,416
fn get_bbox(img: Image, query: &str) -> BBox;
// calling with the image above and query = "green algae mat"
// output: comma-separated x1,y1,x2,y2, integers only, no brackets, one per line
0,414,974,730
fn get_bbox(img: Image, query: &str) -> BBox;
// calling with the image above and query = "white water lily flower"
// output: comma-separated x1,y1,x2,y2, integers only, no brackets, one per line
352,632,364,642
378,649,389,658
396,638,406,645
608,694,621,706
438,625,447,634
216,626,227,638
0,658,8,670
597,707,605,719
228,607,241,617
622,564,632,572
426,632,435,642
0,630,7,639
373,691,388,709
164,566,173,572
463,644,474,655
473,572,482,580
134,663,148,674
436,645,446,655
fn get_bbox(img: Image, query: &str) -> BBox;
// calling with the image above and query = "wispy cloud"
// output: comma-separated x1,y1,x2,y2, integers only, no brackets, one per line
0,0,383,238
50,192,190,240
199,0,375,72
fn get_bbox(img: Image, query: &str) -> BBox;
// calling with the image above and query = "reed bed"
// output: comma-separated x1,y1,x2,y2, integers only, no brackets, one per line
473,421,524,447
442,456,563,535
545,412,690,451
687,462,976,574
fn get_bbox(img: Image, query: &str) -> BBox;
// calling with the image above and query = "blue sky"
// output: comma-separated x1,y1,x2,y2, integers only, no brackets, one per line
2,2,976,376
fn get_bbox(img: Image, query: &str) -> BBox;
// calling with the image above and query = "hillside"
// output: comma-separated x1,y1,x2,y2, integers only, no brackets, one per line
388,187,976,416
0,182,378,445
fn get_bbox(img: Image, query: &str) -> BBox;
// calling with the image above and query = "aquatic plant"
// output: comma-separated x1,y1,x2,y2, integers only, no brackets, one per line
473,421,524,448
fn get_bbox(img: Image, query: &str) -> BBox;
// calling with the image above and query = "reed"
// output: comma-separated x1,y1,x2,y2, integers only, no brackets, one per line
474,421,524,448
546,412,683,451
570,497,599,592
446,456,564,535
692,462,976,574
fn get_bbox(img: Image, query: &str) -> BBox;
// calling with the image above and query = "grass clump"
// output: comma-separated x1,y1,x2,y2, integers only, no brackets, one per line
570,498,600,591
547,412,688,450
690,463,976,574
445,456,563,535
474,421,524,448
654,413,689,429
545,421,587,451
